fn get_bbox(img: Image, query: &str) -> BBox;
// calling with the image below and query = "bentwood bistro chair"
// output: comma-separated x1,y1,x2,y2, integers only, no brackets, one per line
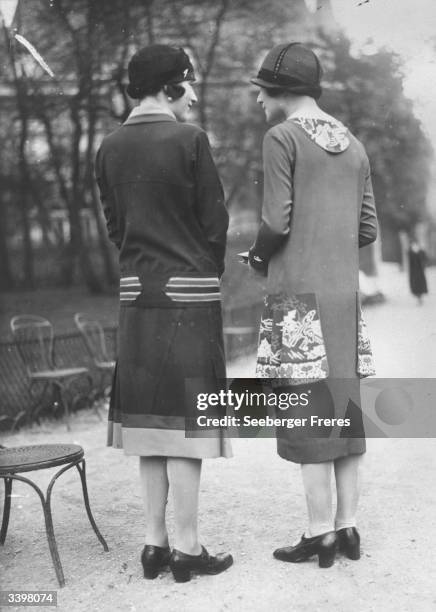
10,316,91,429
74,313,115,398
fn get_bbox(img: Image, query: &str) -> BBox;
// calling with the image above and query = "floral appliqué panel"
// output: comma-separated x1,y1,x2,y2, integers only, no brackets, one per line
256,292,329,385
357,295,376,377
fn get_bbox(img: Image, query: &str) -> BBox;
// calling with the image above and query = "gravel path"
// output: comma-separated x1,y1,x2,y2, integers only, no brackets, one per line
1,264,436,612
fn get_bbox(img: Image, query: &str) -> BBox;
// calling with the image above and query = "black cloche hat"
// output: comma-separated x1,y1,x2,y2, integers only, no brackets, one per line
127,44,195,99
251,42,323,99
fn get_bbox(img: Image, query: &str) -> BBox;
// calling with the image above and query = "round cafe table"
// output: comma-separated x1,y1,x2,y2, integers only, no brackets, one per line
0,444,109,587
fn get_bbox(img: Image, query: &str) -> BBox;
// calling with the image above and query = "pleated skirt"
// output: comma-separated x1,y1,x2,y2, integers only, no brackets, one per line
107,303,232,458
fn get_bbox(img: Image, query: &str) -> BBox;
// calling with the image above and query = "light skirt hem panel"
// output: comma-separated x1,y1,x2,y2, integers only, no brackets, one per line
107,421,232,458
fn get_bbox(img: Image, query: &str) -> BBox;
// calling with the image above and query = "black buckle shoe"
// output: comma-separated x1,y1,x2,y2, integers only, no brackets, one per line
273,531,337,568
141,544,171,579
337,527,360,560
169,545,233,582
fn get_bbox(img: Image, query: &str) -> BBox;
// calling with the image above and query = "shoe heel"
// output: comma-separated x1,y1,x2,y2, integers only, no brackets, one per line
338,528,361,560
171,565,191,583
318,545,336,568
143,567,159,579
345,546,360,561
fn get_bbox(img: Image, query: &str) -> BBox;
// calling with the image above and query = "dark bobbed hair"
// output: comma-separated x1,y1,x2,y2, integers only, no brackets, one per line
262,87,290,98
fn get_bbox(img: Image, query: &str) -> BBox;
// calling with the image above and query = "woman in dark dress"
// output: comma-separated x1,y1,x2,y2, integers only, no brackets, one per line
249,43,378,567
408,240,428,305
95,45,232,582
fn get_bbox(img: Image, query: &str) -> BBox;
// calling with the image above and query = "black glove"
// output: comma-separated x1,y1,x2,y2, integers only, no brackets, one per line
249,221,289,276
248,247,268,276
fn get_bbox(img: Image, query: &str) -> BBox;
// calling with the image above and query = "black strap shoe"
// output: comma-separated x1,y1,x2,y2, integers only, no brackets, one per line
337,527,361,560
170,545,233,582
141,544,171,579
273,531,337,568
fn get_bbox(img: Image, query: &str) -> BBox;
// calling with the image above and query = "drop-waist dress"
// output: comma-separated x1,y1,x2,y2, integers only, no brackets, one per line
95,111,232,458
251,116,378,463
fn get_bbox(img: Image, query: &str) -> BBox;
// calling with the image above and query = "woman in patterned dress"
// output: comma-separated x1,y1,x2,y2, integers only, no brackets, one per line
249,43,378,567
96,45,232,582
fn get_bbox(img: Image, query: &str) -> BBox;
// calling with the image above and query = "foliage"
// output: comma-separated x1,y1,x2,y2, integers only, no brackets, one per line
318,31,432,236
0,0,431,289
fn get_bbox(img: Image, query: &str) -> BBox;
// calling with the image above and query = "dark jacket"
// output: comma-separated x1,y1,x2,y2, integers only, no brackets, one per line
95,113,228,306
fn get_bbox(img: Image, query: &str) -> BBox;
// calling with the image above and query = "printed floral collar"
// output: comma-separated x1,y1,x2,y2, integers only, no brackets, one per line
290,116,350,153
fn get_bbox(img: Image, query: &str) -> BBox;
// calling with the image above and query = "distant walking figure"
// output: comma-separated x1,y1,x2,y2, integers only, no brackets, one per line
408,241,428,305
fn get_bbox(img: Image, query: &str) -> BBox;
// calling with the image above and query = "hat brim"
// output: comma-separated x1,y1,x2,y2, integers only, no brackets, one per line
250,77,284,89
169,77,197,86
250,77,322,99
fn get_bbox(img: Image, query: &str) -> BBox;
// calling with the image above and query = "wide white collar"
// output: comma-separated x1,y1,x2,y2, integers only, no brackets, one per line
129,99,176,119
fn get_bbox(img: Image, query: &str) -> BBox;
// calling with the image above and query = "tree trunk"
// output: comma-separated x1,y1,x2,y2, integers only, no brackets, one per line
145,0,155,44
18,165,34,288
7,36,35,288
196,0,230,130
69,97,103,292
0,196,14,290
38,110,76,283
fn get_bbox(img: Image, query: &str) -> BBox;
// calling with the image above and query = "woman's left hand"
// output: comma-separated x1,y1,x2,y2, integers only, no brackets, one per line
248,248,268,276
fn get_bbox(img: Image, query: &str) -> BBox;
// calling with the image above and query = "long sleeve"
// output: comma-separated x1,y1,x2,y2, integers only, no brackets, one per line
249,129,293,273
194,131,228,277
359,158,378,248
95,145,122,249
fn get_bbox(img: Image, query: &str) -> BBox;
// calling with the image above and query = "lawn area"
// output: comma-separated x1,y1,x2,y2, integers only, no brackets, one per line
0,287,119,342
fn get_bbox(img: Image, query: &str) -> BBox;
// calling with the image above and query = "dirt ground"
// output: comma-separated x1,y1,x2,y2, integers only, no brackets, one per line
1,265,436,611
1,414,436,612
